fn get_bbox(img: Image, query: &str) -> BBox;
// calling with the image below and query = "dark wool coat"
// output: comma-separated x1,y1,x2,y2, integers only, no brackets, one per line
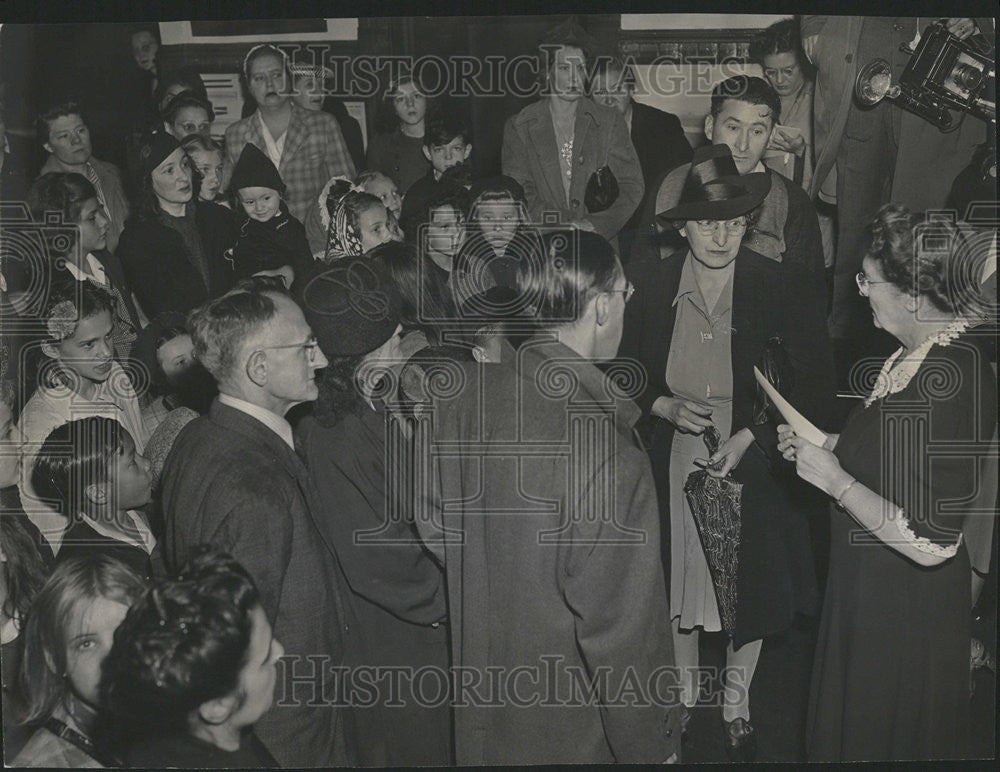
229,202,315,284
118,201,236,317
618,247,835,646
298,406,451,767
422,341,682,765
161,400,351,768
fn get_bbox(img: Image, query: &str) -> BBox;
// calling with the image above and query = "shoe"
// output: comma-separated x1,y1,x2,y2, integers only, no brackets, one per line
723,717,757,762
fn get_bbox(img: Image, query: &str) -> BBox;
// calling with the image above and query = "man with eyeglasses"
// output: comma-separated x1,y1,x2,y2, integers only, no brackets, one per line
161,287,357,768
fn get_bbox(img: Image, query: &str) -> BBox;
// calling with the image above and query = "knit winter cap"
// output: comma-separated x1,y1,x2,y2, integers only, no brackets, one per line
229,142,284,193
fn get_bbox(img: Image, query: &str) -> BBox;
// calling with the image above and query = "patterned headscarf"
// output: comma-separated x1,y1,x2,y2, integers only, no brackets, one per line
318,175,366,263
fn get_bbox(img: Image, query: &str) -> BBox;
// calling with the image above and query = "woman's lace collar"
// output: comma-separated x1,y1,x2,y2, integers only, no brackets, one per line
864,318,970,407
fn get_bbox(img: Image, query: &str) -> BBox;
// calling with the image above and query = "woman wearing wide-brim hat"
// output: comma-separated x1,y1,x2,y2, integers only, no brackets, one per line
294,256,452,766
618,143,835,760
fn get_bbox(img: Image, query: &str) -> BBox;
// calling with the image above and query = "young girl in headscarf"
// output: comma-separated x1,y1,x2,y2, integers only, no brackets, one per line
313,176,396,265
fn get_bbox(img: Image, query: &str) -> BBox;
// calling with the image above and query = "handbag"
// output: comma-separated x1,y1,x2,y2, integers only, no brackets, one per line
584,143,619,214
752,335,793,425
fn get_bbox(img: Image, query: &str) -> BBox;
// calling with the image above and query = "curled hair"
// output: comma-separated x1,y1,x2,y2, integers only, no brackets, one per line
0,516,50,634
154,69,208,113
161,91,215,125
35,101,86,146
866,204,988,315
19,554,146,725
518,229,621,324
27,172,99,253
313,353,368,428
749,18,815,79
42,282,115,344
180,133,222,157
375,72,431,134
100,547,261,745
186,289,281,384
31,417,126,520
374,240,454,343
710,75,781,126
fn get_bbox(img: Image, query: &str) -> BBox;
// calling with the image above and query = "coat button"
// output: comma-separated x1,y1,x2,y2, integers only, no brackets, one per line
845,53,853,63
571,198,580,208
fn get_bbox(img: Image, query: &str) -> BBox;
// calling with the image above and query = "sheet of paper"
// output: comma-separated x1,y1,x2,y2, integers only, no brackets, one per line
754,366,828,446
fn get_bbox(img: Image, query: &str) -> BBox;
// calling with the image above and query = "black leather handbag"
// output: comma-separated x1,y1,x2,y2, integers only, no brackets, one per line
752,335,794,425
584,145,619,213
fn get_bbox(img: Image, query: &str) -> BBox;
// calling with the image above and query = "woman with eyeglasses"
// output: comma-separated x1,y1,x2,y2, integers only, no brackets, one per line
778,204,997,762
221,44,355,225
619,144,834,760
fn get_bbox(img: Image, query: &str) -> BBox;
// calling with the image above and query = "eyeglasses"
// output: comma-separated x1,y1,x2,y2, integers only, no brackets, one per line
606,282,635,304
693,219,748,235
855,271,891,296
253,338,321,363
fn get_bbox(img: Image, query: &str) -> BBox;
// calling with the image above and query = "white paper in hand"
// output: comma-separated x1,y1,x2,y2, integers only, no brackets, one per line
753,366,828,446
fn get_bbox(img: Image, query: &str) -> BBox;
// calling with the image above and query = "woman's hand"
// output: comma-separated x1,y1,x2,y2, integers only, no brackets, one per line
771,129,806,156
652,396,714,434
946,17,978,40
705,428,754,478
779,433,853,497
570,219,596,232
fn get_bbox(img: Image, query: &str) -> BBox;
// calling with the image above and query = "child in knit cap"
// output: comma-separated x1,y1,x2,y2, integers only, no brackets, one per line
226,142,314,288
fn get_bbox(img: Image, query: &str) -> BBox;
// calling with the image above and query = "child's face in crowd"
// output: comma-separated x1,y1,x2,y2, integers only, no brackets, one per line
228,605,284,730
424,136,471,176
358,203,393,253
65,595,131,707
477,199,520,252
167,106,211,140
130,31,158,72
238,186,281,222
44,114,92,166
291,74,324,111
48,310,115,385
426,204,464,259
189,149,224,201
156,333,195,382
247,53,288,109
704,98,775,176
107,430,153,511
392,82,426,127
151,147,194,206
361,174,401,219
77,197,109,254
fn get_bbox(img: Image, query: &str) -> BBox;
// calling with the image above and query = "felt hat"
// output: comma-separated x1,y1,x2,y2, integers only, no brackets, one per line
298,255,402,357
138,130,181,179
655,144,771,225
229,142,284,194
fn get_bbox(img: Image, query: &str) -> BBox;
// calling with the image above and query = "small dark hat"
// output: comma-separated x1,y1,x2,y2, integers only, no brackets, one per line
138,130,182,179
229,142,284,194
655,144,771,225
298,255,402,357
161,89,216,123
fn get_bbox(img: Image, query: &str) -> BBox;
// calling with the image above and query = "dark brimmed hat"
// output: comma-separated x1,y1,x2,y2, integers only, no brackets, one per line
655,144,771,225
298,255,402,357
138,130,182,179
229,142,284,194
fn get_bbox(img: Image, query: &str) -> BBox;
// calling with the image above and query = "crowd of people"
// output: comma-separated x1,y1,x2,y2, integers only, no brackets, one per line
0,14,996,767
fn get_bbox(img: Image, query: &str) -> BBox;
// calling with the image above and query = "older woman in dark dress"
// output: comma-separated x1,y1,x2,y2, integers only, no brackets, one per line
779,205,997,762
619,144,834,759
295,256,451,766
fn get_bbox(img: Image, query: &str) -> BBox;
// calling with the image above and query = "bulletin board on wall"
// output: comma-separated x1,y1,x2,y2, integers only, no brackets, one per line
619,14,790,138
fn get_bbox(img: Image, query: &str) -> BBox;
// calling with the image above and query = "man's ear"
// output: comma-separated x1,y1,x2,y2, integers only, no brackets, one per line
163,121,173,136
245,349,268,387
422,145,432,162
461,144,472,161
84,482,108,507
594,292,611,327
198,694,238,726
704,114,714,142
472,345,489,363
41,341,61,360
43,140,54,156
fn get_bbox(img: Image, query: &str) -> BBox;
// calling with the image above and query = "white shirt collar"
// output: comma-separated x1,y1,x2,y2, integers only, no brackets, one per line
63,253,108,286
218,392,296,450
256,111,286,169
751,160,767,174
81,510,156,554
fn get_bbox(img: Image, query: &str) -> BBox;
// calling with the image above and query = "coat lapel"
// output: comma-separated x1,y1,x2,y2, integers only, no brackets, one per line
279,104,308,177
524,104,567,209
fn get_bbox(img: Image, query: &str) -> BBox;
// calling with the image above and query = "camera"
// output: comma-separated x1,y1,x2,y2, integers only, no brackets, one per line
855,20,996,130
